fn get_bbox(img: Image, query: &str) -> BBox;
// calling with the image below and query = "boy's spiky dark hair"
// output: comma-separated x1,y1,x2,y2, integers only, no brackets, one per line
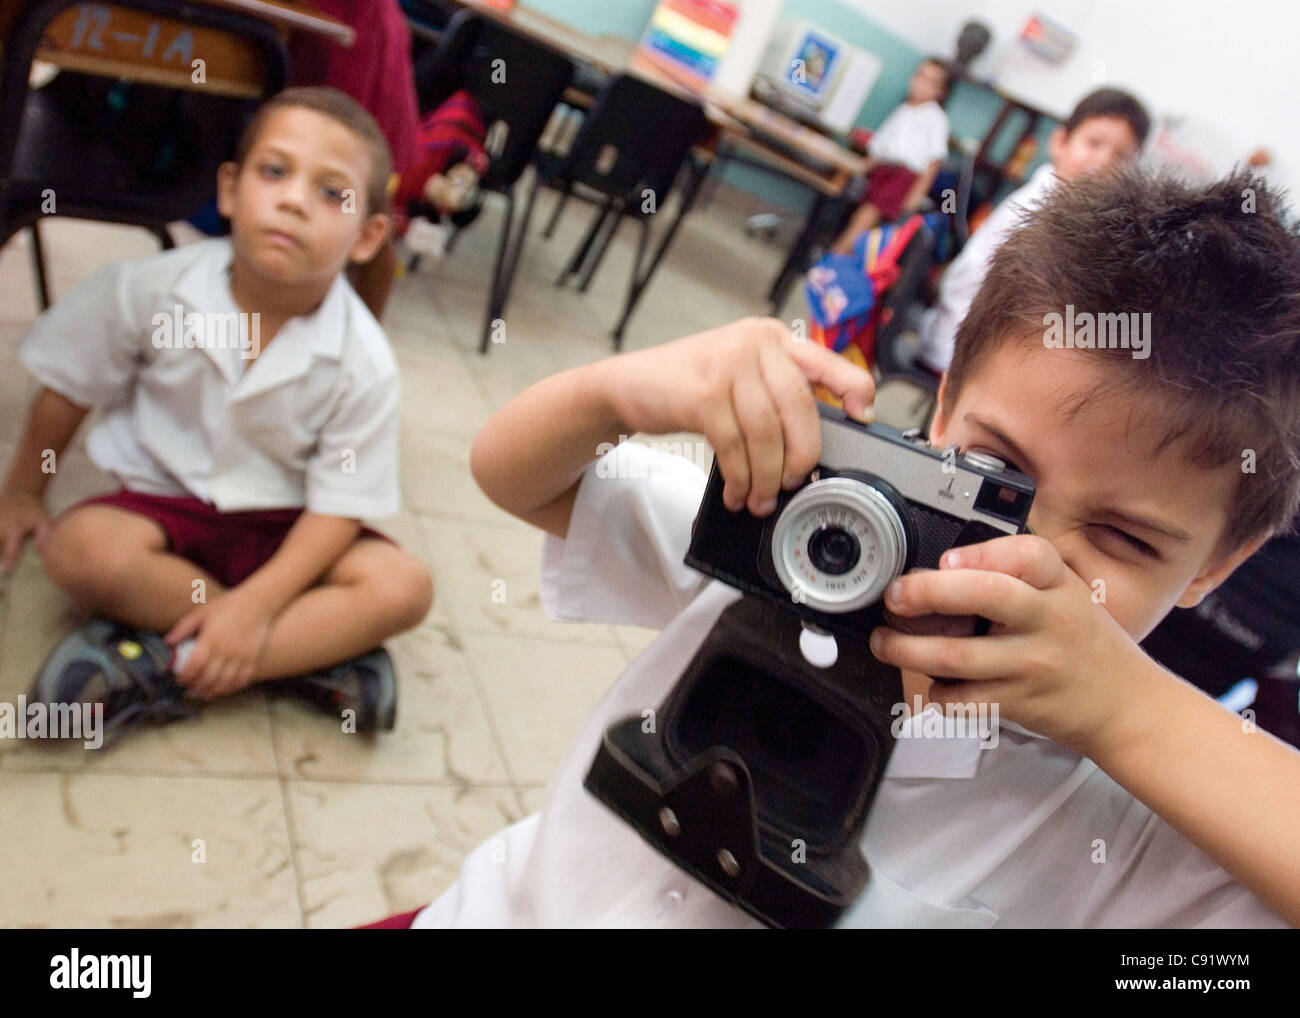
944,166,1300,552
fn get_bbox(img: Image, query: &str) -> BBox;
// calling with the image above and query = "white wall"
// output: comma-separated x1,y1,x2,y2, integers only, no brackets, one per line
837,0,1299,200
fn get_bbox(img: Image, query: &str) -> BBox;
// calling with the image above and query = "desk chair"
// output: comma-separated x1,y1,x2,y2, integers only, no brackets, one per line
412,8,574,353
526,72,710,349
0,0,288,310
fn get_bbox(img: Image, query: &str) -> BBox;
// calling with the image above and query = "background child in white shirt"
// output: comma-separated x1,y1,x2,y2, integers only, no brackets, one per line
830,57,952,254
390,166,1300,928
915,87,1150,375
0,87,433,742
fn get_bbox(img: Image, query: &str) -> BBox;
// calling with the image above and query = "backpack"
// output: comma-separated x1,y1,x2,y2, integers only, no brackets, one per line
804,213,929,372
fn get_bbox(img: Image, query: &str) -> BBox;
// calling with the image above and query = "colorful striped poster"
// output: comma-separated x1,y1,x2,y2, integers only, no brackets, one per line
632,0,740,90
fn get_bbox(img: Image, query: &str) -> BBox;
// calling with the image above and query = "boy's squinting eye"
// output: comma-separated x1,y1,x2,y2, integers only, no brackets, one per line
258,162,286,180
1088,523,1159,561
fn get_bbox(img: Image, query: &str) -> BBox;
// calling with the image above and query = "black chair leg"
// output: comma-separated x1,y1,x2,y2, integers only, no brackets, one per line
479,179,543,354
611,157,708,349
541,181,571,239
481,191,516,353
576,207,622,293
558,199,612,285
766,192,850,314
28,222,51,311
693,143,727,212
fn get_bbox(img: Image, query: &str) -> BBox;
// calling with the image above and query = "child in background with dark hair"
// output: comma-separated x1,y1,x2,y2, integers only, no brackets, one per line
830,57,952,254
379,166,1300,928
0,86,433,745
914,86,1151,375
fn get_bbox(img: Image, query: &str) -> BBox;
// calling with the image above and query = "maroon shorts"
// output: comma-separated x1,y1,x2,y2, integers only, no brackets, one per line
76,490,394,589
356,908,422,929
862,162,919,222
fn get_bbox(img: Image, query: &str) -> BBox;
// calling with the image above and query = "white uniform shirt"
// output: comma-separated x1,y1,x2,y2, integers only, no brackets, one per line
916,162,1057,373
868,100,950,174
18,238,400,518
415,442,1288,928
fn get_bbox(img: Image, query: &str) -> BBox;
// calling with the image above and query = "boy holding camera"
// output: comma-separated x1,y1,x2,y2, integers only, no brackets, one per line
389,167,1299,928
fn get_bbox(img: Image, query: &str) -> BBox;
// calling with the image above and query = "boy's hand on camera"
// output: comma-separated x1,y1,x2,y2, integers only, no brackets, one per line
868,533,1142,754
609,317,875,517
0,492,49,572
166,590,274,699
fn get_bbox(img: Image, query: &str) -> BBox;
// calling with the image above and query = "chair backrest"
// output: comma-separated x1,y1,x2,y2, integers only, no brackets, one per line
559,73,709,206
0,0,287,228
414,8,574,191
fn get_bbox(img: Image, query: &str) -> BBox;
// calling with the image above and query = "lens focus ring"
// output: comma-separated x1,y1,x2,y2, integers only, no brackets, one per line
771,477,908,612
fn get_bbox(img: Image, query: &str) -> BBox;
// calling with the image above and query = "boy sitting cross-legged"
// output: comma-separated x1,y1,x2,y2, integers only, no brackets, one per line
390,167,1300,927
0,86,433,745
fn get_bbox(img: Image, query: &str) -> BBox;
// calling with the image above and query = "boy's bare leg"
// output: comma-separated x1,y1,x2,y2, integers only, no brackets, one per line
831,203,882,255
249,538,432,680
40,508,431,680
39,506,225,630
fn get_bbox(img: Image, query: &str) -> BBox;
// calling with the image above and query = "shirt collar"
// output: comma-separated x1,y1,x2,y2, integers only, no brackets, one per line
168,237,349,395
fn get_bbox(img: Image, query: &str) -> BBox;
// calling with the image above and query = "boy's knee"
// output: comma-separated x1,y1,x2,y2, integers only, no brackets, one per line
40,508,164,602
372,551,434,631
40,513,122,594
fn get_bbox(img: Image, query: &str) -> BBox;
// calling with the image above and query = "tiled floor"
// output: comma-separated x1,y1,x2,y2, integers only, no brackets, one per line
0,178,933,928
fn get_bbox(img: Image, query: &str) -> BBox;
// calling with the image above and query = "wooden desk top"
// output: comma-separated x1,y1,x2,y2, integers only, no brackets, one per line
447,0,866,195
0,0,353,47
0,0,352,98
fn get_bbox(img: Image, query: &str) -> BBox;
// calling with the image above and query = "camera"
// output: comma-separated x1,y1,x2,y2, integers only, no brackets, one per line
584,403,1036,927
685,402,1036,640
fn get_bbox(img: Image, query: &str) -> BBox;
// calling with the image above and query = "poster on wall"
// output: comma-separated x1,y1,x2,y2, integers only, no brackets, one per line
631,0,741,90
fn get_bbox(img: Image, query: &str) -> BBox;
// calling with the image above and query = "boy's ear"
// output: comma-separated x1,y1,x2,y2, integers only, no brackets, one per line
927,371,953,445
349,212,390,265
1175,532,1271,609
1046,125,1068,164
216,161,239,219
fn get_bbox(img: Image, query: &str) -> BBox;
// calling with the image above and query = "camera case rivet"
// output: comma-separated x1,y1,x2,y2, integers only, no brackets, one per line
658,807,681,837
717,849,741,877
709,761,739,795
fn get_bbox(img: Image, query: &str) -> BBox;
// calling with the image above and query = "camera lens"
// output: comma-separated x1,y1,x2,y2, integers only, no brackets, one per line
807,525,860,576
771,477,908,613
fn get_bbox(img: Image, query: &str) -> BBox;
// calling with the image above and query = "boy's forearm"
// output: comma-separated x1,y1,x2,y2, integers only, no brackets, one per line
470,357,624,538
1088,655,1300,926
234,512,362,615
1,387,90,497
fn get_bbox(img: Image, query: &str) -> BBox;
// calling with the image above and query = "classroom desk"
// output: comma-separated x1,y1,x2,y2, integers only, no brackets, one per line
445,0,866,197
440,0,868,317
0,0,352,97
